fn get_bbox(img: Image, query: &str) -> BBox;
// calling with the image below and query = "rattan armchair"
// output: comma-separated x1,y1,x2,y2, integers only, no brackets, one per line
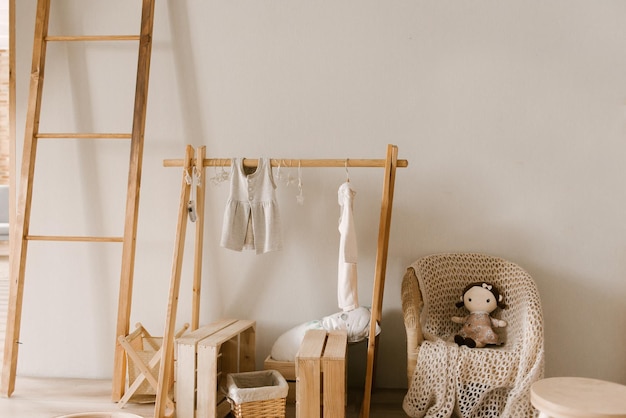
401,253,545,417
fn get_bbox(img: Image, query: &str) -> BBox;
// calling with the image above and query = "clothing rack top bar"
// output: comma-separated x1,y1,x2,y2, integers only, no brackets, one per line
163,158,409,168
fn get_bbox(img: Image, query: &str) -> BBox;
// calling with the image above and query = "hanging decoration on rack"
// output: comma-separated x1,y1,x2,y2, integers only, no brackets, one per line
296,160,304,205
209,159,230,185
275,158,296,189
185,166,201,222
276,158,303,203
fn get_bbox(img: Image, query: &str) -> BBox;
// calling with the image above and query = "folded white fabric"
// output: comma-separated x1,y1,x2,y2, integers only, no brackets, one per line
270,306,381,362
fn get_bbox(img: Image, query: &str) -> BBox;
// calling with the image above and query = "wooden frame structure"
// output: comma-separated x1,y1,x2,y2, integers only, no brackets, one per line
154,144,406,418
1,0,156,400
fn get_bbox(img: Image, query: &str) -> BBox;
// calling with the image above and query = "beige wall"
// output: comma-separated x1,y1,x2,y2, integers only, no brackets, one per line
0,2,8,185
0,49,8,185
12,1,626,388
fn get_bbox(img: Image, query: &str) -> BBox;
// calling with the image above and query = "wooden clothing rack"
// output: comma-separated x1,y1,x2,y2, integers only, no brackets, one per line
154,144,407,418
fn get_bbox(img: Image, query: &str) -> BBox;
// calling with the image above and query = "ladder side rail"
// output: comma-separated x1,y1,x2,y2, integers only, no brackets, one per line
1,0,51,397
113,0,157,401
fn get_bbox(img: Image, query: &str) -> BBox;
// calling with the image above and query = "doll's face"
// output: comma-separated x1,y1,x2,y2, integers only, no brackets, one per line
463,285,498,313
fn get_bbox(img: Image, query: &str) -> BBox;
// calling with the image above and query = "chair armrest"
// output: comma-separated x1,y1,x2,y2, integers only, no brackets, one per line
401,267,424,386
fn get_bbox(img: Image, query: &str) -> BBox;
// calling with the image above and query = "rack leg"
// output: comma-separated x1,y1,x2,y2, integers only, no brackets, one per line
191,146,206,331
154,145,194,418
360,144,398,418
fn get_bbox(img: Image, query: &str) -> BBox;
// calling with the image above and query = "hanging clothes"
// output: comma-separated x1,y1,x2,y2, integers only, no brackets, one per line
220,157,282,254
337,181,359,311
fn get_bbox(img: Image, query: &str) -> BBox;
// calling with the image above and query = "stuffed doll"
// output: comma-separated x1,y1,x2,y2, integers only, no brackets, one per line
452,281,507,348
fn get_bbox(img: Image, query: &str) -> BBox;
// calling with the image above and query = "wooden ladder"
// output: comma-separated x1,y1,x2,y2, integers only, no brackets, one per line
0,0,156,401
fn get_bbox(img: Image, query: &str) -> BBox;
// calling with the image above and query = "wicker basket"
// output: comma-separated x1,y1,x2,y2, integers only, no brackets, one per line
226,370,288,418
231,397,286,418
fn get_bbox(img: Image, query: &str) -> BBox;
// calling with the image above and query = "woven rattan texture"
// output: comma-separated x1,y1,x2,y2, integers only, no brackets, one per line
402,253,544,418
231,397,286,418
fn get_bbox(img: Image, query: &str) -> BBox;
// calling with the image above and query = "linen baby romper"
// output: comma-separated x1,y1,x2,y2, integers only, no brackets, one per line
220,157,282,254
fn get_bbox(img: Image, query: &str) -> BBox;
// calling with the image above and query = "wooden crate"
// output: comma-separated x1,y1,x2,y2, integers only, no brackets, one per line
175,319,256,418
296,329,347,418
264,355,297,404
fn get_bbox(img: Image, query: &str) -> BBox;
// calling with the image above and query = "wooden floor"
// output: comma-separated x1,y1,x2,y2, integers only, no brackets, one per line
0,376,409,417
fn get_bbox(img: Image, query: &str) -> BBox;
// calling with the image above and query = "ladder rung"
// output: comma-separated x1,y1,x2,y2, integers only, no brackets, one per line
37,133,132,140
26,235,124,243
45,35,140,42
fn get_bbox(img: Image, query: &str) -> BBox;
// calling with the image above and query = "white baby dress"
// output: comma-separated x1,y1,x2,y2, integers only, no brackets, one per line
220,157,282,254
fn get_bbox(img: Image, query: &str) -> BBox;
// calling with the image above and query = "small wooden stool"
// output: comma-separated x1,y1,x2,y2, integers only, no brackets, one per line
531,377,626,418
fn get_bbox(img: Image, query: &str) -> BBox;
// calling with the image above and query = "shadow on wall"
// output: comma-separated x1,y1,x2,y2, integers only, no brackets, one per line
165,0,207,145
